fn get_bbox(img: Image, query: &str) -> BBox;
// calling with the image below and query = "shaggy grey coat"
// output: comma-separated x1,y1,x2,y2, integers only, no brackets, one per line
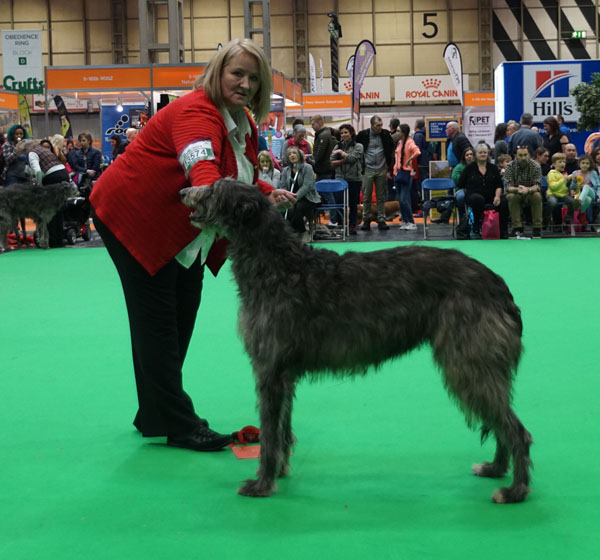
181,179,533,504
0,180,78,251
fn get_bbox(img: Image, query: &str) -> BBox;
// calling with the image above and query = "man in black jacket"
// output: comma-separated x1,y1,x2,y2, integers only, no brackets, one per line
356,116,395,230
446,121,472,164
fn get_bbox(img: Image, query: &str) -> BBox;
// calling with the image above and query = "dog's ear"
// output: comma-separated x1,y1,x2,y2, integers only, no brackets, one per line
232,198,262,229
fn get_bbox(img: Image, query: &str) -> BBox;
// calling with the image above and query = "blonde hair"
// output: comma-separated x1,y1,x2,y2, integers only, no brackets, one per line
258,150,274,171
51,134,65,149
195,38,272,122
551,152,566,164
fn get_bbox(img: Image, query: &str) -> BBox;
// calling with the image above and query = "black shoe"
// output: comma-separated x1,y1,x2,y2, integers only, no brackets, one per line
360,221,371,231
532,228,542,239
431,218,449,224
349,225,357,235
377,221,389,230
167,424,233,452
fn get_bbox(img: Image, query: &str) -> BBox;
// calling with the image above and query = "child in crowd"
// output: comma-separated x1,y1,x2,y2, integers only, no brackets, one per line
571,154,600,230
257,150,280,188
496,154,512,179
546,152,580,226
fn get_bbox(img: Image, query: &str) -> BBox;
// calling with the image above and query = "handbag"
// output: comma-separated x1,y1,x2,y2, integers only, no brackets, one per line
482,209,500,240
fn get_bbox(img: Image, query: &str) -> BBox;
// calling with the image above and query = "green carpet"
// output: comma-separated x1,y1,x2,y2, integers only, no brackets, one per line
1,240,599,559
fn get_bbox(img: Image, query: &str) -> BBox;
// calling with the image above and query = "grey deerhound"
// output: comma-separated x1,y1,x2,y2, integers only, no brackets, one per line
0,181,78,251
181,179,533,504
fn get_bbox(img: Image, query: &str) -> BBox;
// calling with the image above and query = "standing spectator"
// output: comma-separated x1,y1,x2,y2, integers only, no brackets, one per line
280,124,312,167
413,118,432,183
110,135,126,161
330,123,363,235
508,113,542,156
356,115,395,231
69,131,102,179
445,121,472,164
310,115,336,181
257,150,280,187
504,146,544,238
542,116,568,157
389,118,402,147
2,124,29,185
563,143,579,174
393,123,420,231
50,134,67,165
555,114,570,138
494,123,509,158
534,147,551,176
456,143,508,238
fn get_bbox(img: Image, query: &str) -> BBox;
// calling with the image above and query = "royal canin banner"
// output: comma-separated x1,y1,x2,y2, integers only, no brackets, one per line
394,75,470,102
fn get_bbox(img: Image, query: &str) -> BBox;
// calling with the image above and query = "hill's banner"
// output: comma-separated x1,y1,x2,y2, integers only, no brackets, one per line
351,40,376,127
1,29,43,94
443,42,464,106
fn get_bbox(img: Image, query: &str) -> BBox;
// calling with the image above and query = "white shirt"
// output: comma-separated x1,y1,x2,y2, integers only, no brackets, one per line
176,107,254,268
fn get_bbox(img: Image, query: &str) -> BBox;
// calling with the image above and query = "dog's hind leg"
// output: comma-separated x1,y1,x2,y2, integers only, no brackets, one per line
432,314,532,503
238,373,290,497
278,382,296,478
36,222,50,249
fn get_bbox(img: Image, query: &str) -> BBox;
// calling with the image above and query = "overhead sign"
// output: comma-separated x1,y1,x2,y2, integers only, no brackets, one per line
45,67,152,90
394,74,469,102
1,29,43,93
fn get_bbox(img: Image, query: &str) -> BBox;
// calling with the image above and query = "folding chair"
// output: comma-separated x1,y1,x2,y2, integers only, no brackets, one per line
421,178,456,240
312,179,349,241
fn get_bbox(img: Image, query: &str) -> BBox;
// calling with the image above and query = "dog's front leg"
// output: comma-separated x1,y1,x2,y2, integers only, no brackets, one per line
37,222,49,249
238,373,287,497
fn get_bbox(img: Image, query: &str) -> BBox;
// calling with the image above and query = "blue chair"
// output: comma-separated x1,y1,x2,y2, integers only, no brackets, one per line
312,179,349,241
421,178,456,240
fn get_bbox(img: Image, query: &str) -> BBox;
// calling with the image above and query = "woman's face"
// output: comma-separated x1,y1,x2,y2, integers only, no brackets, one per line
464,150,475,163
475,147,488,162
110,138,117,147
340,128,351,142
537,150,549,163
14,128,25,141
220,51,260,113
543,123,550,134
288,149,299,164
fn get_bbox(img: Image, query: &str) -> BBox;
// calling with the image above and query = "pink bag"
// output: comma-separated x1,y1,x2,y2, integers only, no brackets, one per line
482,209,500,240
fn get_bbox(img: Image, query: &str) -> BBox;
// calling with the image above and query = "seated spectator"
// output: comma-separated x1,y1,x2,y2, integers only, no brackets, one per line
456,143,508,238
279,146,320,237
571,154,600,228
69,131,102,179
50,134,67,165
496,154,512,180
330,123,363,235
257,150,280,187
39,138,53,151
504,146,544,238
280,124,312,167
445,147,474,224
534,147,551,176
546,152,579,227
564,143,579,174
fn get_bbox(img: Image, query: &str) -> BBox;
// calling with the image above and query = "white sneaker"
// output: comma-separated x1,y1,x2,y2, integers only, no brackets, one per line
401,222,417,230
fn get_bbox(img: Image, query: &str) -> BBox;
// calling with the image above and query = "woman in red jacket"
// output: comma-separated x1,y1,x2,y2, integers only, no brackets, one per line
91,39,295,452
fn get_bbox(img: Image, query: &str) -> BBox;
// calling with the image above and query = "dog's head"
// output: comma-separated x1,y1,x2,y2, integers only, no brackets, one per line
180,178,270,233
64,181,80,198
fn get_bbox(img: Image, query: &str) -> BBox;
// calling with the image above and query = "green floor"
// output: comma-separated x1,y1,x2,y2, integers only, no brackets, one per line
1,240,599,559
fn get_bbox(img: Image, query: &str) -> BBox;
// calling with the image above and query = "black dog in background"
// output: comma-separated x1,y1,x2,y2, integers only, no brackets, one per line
181,179,533,504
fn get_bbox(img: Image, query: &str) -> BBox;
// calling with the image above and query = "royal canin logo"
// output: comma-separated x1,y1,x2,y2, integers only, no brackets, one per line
422,78,442,89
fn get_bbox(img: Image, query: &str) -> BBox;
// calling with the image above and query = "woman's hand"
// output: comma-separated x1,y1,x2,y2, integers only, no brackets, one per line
493,195,501,207
268,189,296,210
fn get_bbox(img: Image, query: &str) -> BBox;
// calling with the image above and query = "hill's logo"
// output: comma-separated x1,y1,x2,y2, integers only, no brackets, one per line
523,64,581,119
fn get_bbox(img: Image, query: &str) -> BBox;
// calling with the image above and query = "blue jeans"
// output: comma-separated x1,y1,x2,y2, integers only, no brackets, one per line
394,170,413,223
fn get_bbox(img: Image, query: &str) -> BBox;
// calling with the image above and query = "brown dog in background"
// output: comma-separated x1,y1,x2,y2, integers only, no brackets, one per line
357,201,401,223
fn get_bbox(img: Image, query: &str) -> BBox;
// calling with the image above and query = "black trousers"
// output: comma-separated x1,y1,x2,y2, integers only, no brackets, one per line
93,212,205,437
44,169,70,247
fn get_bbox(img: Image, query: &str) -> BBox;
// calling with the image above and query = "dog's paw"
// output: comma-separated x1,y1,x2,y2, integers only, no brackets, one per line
491,484,530,504
277,463,290,478
472,462,507,478
238,478,275,497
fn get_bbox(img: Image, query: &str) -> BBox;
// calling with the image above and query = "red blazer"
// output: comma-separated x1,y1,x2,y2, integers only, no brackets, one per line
90,88,274,276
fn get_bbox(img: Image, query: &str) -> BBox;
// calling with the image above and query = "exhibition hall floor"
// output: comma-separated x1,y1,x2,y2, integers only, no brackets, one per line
1,240,598,559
